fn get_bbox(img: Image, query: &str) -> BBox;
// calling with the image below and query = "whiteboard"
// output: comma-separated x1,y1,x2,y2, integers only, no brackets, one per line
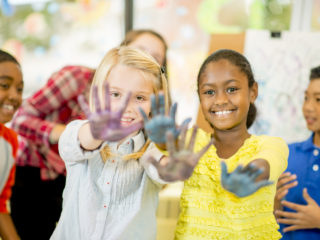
244,30,320,143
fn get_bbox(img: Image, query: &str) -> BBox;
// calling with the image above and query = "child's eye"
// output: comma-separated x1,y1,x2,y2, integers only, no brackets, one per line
226,87,238,93
304,95,308,101
17,86,24,93
0,83,9,89
204,90,215,95
136,95,146,101
110,92,120,98
316,98,320,103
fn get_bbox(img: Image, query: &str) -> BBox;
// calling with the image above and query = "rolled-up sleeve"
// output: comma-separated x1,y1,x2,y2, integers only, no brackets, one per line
140,143,168,185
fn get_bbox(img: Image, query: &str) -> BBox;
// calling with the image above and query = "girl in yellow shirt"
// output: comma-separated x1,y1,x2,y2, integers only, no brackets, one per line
140,49,288,239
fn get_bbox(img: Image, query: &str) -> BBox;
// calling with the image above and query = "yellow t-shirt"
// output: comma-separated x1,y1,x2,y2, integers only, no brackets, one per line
175,129,288,240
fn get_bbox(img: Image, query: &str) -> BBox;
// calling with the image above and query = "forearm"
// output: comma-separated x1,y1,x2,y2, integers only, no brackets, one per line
0,213,20,240
49,124,66,144
78,122,103,150
250,158,270,181
11,109,55,146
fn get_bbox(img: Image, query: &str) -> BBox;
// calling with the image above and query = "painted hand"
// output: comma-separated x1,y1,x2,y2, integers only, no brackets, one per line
274,172,298,212
78,83,142,142
275,188,320,232
139,93,191,143
145,125,213,182
221,162,273,197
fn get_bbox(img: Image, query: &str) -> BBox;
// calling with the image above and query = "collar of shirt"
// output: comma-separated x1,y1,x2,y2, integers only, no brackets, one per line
300,133,320,152
107,131,145,155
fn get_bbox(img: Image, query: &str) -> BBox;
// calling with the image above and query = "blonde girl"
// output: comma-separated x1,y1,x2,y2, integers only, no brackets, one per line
50,46,170,240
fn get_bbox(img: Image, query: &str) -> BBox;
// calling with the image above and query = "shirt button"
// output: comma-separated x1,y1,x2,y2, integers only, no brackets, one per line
106,182,110,184
313,164,319,172
104,205,107,208
313,149,319,156
112,160,115,163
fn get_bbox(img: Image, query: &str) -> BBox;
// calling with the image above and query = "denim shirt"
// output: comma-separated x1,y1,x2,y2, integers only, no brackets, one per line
280,133,320,239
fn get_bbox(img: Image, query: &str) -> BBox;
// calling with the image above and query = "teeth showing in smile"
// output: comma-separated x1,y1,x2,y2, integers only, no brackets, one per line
3,104,14,110
121,118,133,122
214,110,232,116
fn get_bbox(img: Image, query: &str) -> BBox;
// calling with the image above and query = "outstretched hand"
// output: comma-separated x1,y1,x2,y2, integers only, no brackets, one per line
78,83,142,142
139,93,191,143
144,125,213,182
221,162,273,197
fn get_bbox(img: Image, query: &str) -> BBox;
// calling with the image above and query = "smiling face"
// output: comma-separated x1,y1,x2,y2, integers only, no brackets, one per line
198,59,257,131
107,64,154,128
0,61,23,124
128,33,166,66
303,78,320,133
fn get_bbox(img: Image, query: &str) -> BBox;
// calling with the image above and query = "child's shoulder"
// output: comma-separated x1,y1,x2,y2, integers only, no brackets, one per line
0,123,18,156
188,127,211,145
0,123,17,142
193,127,211,138
253,135,288,153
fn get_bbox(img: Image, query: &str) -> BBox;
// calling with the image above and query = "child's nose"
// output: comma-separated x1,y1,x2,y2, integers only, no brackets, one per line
303,99,315,112
215,92,228,105
8,86,21,101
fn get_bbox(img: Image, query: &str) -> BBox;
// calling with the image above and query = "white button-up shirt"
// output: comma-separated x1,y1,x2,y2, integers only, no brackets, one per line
50,120,165,240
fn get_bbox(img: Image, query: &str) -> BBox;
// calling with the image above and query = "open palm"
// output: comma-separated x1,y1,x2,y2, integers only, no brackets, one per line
140,93,191,144
221,162,273,197
145,125,213,182
78,83,142,142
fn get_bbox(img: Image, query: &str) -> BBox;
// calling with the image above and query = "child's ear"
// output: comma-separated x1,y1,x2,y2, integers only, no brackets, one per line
250,82,258,103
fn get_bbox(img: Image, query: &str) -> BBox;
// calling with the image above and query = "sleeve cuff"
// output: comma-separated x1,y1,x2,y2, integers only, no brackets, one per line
140,143,169,185
58,120,103,164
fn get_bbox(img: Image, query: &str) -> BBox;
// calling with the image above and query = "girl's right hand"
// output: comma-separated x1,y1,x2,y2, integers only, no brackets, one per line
139,93,191,144
274,172,298,211
78,83,142,142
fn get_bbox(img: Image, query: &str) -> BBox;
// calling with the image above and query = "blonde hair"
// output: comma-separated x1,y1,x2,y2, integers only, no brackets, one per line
89,46,170,162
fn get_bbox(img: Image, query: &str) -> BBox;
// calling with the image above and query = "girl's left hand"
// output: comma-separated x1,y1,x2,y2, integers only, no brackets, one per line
78,83,142,142
144,125,213,182
221,162,273,197
275,188,320,232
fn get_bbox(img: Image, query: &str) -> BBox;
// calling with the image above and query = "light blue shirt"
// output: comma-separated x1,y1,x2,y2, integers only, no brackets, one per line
50,120,165,240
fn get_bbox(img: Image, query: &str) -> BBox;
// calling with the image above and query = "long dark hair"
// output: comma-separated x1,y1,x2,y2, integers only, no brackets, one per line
197,49,257,128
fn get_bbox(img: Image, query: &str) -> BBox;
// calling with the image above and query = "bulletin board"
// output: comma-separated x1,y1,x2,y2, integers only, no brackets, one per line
196,30,320,143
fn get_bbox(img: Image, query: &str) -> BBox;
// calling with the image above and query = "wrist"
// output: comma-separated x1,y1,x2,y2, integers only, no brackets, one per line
78,123,103,150
49,124,66,144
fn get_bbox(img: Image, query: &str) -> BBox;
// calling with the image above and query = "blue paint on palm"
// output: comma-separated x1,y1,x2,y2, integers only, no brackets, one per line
221,161,273,197
139,94,191,143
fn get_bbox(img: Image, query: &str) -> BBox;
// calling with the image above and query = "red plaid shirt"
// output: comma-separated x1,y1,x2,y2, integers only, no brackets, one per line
11,66,94,180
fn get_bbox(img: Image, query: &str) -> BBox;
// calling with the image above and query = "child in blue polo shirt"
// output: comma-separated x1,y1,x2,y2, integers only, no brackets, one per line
274,65,320,239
